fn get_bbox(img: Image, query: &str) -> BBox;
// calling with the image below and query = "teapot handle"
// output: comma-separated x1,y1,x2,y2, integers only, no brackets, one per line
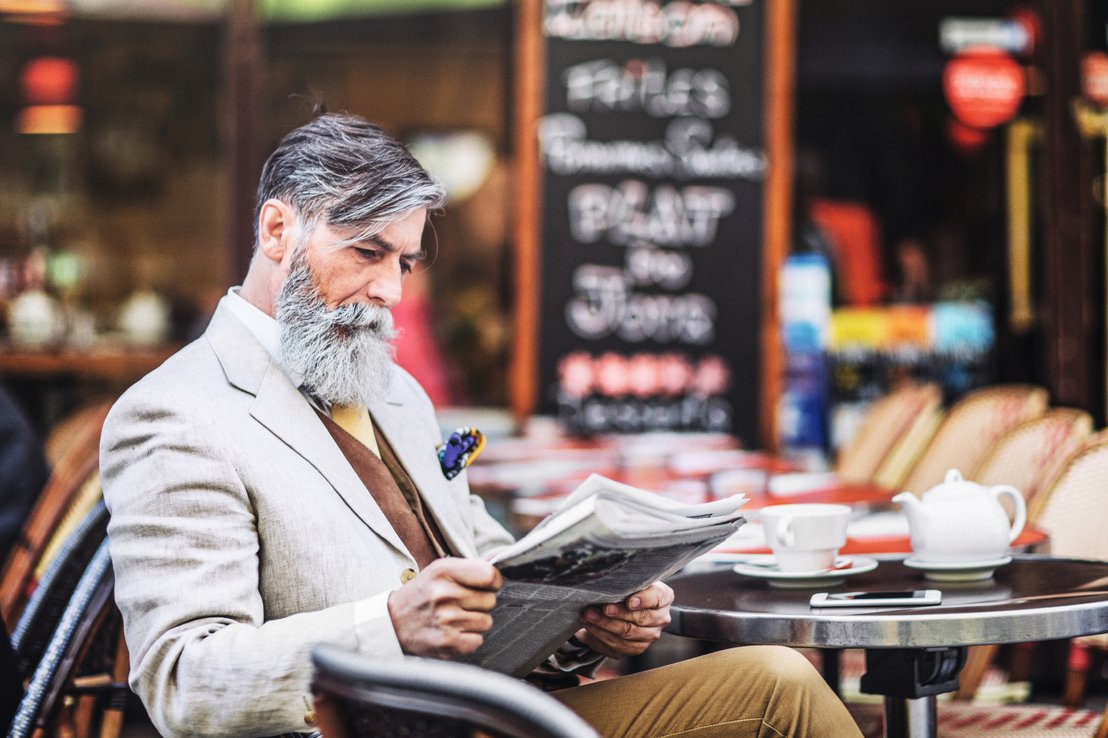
990,485,1027,544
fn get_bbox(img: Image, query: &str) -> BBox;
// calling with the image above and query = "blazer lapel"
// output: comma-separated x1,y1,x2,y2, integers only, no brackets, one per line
370,387,476,558
206,304,410,560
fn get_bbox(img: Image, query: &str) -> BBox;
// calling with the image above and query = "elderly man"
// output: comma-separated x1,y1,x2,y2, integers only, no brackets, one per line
101,112,861,738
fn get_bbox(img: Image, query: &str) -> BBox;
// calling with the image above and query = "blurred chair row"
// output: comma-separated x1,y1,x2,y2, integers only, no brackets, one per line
835,382,1108,737
8,384,1108,737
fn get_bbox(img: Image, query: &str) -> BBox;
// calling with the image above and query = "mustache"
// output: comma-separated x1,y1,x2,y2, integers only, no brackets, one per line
319,301,393,333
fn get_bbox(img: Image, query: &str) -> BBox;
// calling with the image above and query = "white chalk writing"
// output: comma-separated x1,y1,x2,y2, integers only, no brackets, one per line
568,179,735,247
564,58,730,118
625,244,692,289
566,264,716,343
559,392,734,432
540,115,767,180
545,0,741,48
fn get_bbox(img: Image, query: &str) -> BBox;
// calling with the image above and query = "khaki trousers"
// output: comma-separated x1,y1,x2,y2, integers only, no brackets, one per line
554,646,862,738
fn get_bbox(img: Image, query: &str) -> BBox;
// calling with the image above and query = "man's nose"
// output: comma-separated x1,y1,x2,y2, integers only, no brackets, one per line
365,265,403,308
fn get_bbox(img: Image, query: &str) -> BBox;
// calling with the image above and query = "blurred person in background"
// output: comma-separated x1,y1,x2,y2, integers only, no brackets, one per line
0,383,48,562
100,111,860,738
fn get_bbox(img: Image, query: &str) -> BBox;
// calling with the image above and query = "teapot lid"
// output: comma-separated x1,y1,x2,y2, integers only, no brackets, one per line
923,468,980,498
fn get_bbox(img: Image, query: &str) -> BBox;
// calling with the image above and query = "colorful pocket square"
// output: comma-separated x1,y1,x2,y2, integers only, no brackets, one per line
438,426,486,480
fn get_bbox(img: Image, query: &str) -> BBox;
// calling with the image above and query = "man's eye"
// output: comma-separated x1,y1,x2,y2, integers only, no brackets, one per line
354,247,378,260
400,260,415,275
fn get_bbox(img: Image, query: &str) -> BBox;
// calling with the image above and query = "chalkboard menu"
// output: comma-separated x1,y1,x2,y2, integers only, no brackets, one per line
537,0,768,442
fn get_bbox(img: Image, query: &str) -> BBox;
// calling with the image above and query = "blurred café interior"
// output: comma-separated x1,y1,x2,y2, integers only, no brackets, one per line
3,0,1108,736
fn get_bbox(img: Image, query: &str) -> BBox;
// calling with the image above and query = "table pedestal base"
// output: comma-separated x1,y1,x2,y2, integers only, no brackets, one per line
859,647,966,738
883,696,937,738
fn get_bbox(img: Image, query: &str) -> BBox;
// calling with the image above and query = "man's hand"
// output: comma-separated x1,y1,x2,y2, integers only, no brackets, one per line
574,581,673,659
388,558,502,658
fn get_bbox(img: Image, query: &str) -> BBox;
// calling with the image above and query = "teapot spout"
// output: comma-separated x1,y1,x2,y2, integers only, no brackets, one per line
893,491,927,551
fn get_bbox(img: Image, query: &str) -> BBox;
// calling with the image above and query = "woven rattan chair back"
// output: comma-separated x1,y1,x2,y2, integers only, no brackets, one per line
0,400,112,629
971,408,1093,509
9,500,108,679
836,383,943,483
1029,438,1108,560
311,645,599,738
7,541,122,738
42,401,112,469
898,384,1049,496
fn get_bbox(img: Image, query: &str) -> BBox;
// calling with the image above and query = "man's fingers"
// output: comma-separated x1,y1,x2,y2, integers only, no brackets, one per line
430,557,503,591
576,624,654,658
457,589,498,614
581,609,664,641
625,582,674,611
599,603,671,627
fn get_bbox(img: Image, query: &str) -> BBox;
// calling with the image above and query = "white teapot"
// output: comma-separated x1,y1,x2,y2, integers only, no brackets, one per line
893,469,1026,563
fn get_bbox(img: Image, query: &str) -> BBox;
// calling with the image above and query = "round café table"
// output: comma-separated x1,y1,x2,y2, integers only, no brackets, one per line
665,554,1108,738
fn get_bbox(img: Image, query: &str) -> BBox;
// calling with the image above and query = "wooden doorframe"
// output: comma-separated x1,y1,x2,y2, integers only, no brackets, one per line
1040,0,1100,419
223,0,263,288
509,0,543,429
760,0,795,451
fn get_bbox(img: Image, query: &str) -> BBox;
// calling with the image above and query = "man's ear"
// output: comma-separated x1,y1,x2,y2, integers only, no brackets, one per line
257,199,295,264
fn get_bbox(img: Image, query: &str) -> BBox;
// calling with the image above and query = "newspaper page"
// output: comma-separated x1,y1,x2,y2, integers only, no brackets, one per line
459,475,747,676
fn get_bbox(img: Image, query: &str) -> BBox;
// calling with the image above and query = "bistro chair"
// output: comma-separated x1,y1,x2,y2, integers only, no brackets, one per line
310,644,600,738
9,500,108,678
0,400,113,626
7,541,127,738
972,408,1093,510
897,384,1049,496
950,437,1108,716
834,382,943,483
951,409,1093,701
41,401,112,469
1023,437,1108,708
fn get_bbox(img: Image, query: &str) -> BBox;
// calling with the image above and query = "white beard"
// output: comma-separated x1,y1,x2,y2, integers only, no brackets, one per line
276,251,395,407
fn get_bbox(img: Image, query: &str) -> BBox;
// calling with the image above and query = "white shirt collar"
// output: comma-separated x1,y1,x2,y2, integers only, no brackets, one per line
222,287,307,390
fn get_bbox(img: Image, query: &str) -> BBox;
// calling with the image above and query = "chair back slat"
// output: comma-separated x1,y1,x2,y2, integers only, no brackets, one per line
836,383,942,483
1031,439,1108,559
10,500,109,678
0,401,112,628
898,385,1049,495
311,645,600,738
971,409,1093,506
7,541,116,738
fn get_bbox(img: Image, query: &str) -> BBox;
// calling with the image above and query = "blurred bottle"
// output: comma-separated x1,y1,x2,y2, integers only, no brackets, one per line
778,253,831,467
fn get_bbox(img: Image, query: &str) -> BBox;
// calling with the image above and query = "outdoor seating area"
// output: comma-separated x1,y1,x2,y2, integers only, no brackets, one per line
4,381,1108,737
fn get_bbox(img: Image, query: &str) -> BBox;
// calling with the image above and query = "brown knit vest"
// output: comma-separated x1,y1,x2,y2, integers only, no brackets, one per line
318,412,449,568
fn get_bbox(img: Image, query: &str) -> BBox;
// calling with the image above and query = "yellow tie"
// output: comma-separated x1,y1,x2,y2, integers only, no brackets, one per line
331,405,381,457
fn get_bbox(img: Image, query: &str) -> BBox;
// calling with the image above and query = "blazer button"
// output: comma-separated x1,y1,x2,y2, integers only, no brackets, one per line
400,567,417,584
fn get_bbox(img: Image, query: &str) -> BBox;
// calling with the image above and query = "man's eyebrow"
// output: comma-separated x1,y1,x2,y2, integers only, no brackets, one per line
359,234,427,262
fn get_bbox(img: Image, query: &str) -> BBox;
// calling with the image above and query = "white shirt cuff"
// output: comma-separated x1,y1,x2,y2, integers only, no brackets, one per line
352,590,405,659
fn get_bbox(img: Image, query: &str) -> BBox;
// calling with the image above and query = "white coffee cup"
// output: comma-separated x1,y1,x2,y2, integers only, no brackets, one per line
759,503,852,572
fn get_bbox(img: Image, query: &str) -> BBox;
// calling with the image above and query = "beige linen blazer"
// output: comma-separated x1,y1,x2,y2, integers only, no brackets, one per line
100,301,514,738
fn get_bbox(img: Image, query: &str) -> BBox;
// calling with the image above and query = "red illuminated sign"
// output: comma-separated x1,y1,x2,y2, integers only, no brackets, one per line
943,47,1025,129
1083,52,1108,108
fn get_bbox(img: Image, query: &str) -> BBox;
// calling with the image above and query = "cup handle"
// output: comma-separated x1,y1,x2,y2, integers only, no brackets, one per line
991,485,1027,543
773,515,796,548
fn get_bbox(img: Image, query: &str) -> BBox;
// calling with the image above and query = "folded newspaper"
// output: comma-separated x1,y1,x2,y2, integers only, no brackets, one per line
460,474,748,676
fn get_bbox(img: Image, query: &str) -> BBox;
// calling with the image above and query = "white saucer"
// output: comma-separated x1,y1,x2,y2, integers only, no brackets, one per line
903,555,1012,582
732,555,879,589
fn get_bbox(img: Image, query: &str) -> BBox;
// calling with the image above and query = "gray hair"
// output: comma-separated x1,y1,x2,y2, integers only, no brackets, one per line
254,113,447,250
